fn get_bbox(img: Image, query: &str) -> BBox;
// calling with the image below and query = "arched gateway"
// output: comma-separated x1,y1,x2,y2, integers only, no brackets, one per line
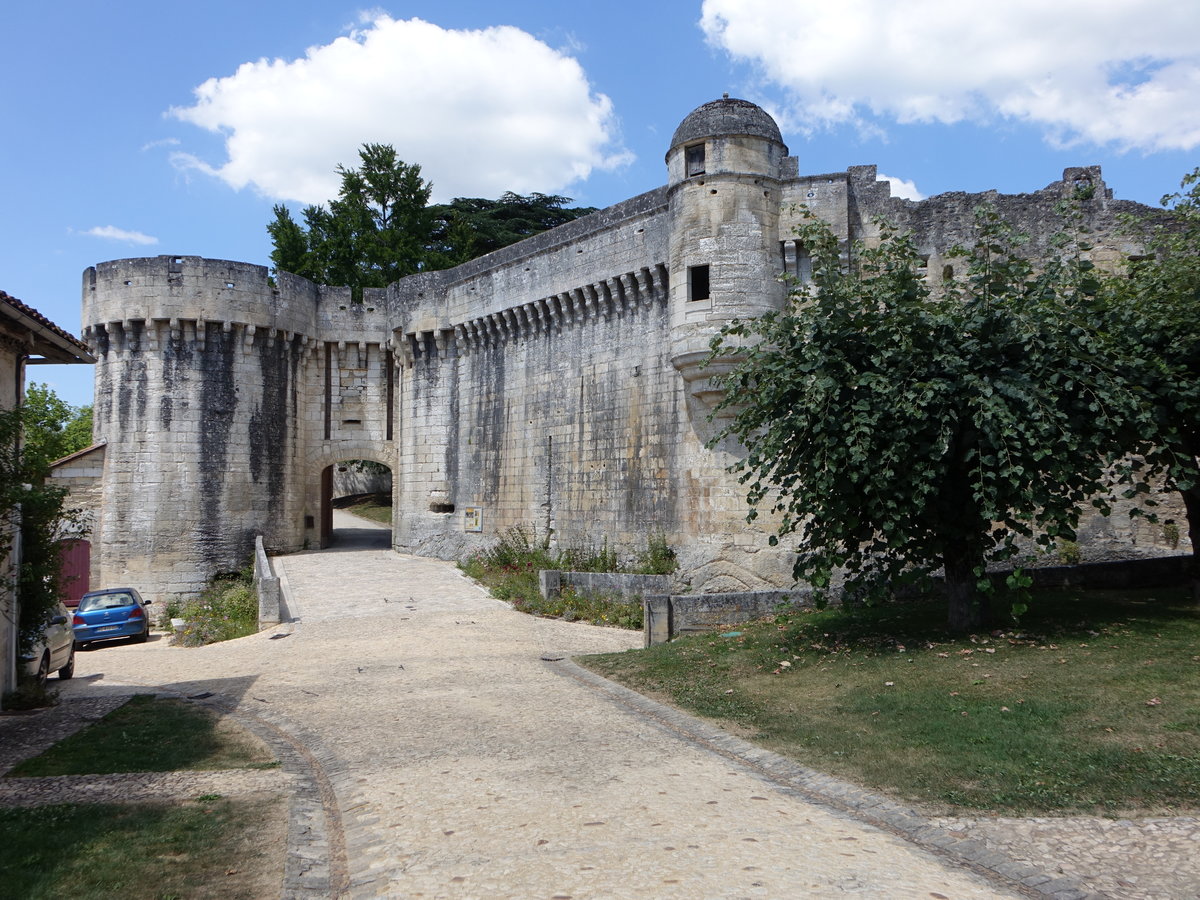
80,98,1166,603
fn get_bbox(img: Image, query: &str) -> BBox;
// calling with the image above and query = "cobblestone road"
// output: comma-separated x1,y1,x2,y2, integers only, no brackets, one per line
13,512,1195,899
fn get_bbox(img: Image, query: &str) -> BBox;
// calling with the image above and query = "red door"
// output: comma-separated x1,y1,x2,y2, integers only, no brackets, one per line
59,538,90,607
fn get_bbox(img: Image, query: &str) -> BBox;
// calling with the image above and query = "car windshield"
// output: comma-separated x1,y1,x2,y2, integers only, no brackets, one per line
78,593,135,612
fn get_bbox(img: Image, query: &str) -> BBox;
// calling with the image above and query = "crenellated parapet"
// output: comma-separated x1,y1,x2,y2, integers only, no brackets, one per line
446,264,669,358
83,317,321,360
84,256,327,339
82,257,413,379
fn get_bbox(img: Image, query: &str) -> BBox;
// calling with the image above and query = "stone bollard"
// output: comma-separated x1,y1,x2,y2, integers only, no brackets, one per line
643,595,672,647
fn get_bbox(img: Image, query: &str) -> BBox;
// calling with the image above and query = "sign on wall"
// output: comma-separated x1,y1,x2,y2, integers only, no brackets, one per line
463,507,482,532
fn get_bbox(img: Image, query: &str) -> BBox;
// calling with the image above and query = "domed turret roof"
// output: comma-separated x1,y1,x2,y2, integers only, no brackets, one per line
669,96,784,150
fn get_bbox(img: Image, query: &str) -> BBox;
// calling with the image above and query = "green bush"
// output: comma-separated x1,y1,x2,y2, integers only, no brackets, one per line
172,567,258,647
560,539,621,574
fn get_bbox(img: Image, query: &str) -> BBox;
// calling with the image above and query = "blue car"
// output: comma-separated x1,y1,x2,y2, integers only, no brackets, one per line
72,588,152,647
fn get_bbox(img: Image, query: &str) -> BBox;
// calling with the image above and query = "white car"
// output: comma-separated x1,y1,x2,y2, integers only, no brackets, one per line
20,602,76,685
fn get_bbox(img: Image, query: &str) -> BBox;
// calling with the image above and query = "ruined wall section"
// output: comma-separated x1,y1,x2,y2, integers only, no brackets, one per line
83,257,315,601
776,167,1186,560
847,167,1155,283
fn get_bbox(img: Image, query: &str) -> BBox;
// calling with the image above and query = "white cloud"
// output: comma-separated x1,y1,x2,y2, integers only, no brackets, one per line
83,226,159,245
880,174,923,201
700,0,1200,152
170,15,630,204
140,137,180,152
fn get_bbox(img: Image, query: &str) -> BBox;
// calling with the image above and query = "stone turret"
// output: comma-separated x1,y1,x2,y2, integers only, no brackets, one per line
81,257,318,599
666,96,789,408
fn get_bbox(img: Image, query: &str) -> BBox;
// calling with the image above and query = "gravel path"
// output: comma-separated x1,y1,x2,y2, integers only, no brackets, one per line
3,511,1196,899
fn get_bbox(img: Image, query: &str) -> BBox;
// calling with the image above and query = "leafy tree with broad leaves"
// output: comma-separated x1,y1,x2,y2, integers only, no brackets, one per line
0,407,79,659
709,208,1143,632
20,383,92,474
1104,169,1200,597
268,145,597,295
1,383,90,660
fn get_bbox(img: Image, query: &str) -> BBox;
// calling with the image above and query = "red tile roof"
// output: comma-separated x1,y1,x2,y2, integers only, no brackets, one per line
0,290,93,363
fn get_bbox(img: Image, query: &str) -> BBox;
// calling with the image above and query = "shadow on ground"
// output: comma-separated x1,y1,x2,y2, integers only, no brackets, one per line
326,526,391,551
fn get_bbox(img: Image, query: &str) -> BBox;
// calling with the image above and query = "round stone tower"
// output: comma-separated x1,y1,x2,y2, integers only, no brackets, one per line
81,256,316,602
666,96,789,407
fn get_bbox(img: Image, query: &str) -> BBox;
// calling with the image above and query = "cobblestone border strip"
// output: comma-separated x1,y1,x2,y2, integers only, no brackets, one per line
0,769,296,807
178,691,351,899
554,659,1100,900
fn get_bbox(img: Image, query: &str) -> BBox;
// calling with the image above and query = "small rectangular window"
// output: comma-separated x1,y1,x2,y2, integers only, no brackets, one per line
688,264,710,302
685,143,706,177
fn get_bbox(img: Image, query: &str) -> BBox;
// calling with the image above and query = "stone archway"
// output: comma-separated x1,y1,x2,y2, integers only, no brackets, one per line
315,454,394,549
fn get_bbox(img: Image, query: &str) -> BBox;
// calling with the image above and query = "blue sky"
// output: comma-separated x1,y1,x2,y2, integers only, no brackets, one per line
3,0,1197,408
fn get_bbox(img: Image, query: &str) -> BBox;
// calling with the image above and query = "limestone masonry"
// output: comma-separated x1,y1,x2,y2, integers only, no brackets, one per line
80,97,1180,602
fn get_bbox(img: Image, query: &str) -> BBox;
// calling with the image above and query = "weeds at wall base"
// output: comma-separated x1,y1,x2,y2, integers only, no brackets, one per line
460,525,674,630
160,566,258,647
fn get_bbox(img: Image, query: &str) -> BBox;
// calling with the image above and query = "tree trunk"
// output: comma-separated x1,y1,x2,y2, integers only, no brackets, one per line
1181,485,1200,604
943,536,989,634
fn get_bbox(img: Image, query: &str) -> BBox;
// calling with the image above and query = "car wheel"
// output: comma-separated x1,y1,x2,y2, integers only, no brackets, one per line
75,640,88,651
35,653,50,688
133,625,149,644
58,647,75,680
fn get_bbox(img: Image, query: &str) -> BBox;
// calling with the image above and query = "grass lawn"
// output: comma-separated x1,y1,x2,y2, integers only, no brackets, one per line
0,797,284,900
7,695,277,777
580,586,1200,816
3,696,286,898
339,492,392,525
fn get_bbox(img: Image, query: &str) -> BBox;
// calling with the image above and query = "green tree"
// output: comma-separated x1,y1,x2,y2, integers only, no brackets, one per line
427,192,597,259
268,144,435,300
20,383,92,474
61,405,93,454
710,209,1140,631
1105,169,1200,596
268,146,598,292
0,407,76,657
265,204,308,278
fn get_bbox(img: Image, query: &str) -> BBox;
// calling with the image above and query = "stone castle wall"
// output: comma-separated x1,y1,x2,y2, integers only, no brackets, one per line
79,99,1189,604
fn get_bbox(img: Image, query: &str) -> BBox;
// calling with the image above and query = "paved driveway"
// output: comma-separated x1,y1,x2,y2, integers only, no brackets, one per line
53,512,1043,898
